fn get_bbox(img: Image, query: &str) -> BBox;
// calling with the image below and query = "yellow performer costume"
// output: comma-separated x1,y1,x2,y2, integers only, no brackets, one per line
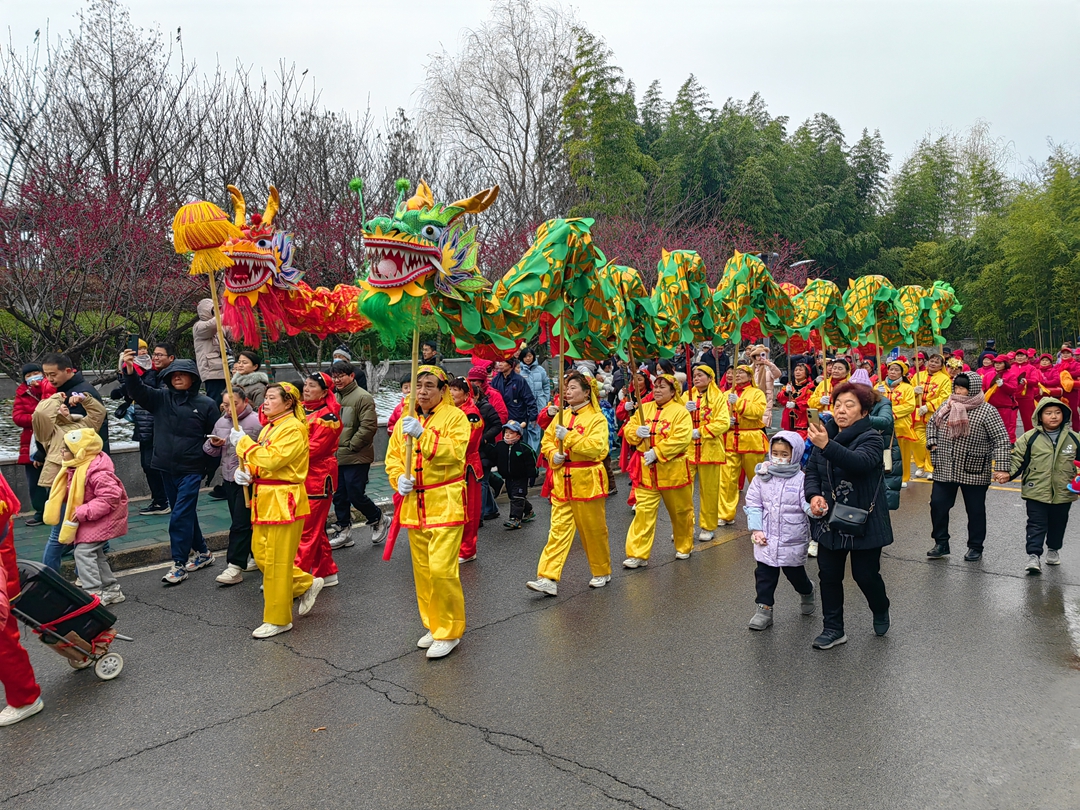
878,361,917,483
687,365,730,533
536,379,612,582
807,370,850,413
385,366,470,642
910,365,951,475
624,374,695,561
719,366,768,523
236,387,313,627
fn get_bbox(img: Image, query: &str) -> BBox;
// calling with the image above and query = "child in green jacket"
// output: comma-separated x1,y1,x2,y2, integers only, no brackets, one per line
1006,398,1079,574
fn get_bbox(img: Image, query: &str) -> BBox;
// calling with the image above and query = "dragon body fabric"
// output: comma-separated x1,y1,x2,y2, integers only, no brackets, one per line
183,181,960,358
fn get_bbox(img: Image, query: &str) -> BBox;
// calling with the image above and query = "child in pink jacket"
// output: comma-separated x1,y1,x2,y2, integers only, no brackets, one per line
44,428,129,606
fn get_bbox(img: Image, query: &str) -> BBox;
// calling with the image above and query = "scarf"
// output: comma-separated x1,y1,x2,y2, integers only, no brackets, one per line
754,459,801,480
44,428,102,544
935,392,986,439
134,354,153,371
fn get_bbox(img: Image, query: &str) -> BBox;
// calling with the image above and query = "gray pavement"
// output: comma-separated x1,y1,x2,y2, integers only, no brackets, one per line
3,476,1080,810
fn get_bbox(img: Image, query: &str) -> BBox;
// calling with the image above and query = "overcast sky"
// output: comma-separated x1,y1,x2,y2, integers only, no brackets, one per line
5,0,1078,174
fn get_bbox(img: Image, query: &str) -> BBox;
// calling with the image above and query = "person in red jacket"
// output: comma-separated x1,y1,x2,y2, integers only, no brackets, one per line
467,365,508,424
1057,346,1080,424
1014,350,1038,433
978,355,1022,442
0,472,43,726
13,363,49,526
615,370,653,508
296,373,343,585
450,378,484,563
776,363,813,437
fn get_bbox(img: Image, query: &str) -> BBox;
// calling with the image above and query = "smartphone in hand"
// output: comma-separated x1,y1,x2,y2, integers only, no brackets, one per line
807,408,822,429
126,334,140,354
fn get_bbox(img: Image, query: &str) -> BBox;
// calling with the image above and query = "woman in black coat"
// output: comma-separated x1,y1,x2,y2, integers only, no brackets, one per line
805,381,893,650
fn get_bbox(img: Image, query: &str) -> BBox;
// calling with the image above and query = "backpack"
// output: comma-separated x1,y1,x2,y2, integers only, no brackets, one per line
1011,430,1080,481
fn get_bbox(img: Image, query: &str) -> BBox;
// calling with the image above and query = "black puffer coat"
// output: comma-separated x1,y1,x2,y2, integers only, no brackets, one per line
125,359,219,474
804,415,894,551
868,397,902,510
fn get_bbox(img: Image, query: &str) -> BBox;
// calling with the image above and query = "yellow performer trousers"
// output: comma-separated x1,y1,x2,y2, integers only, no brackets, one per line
409,526,466,641
690,464,722,532
719,453,765,522
912,422,933,472
624,484,694,560
537,498,611,582
898,439,916,482
253,521,312,626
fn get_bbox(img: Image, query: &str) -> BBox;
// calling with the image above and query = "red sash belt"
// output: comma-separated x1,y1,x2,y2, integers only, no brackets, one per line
415,474,465,493
562,460,601,468
254,479,296,486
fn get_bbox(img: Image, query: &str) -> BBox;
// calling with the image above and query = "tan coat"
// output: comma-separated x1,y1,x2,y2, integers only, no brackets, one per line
193,299,226,381
32,393,106,487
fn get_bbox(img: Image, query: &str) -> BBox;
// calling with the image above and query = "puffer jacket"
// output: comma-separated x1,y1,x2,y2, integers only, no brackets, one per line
868,397,902,510
744,430,812,567
490,370,538,424
203,404,263,482
13,380,46,464
519,360,551,412
1010,398,1080,504
192,299,226,382
232,370,269,408
925,372,1011,487
129,367,164,442
124,359,219,474
68,452,129,544
804,415,893,551
32,393,106,488
335,378,377,466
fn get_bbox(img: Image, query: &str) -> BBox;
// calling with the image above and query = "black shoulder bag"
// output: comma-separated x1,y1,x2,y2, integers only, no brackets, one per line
826,460,883,537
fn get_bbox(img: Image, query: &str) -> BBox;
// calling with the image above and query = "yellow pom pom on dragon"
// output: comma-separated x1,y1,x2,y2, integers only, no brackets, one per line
171,179,961,361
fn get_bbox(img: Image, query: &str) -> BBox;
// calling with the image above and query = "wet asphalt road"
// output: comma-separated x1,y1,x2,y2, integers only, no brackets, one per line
3,476,1080,810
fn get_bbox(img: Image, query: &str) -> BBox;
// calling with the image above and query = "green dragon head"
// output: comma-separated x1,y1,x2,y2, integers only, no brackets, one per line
360,179,498,305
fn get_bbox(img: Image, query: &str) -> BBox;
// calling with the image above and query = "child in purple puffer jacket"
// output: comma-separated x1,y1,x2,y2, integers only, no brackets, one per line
743,430,815,630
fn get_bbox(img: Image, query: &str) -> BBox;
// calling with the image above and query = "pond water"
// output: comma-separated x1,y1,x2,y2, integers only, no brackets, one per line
0,383,402,460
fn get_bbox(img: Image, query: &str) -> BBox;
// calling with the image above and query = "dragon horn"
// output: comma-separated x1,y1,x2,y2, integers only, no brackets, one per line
263,186,280,227
450,184,500,215
227,184,245,227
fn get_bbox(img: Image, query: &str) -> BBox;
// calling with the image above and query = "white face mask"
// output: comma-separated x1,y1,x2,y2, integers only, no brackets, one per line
25,374,44,385
770,454,792,465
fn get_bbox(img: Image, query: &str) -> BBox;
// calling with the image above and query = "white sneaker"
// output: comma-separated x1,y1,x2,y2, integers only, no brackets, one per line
298,577,324,616
322,573,339,587
675,552,691,560
101,586,125,606
1026,554,1042,575
589,575,611,588
417,632,434,649
426,638,459,659
329,528,355,549
926,472,934,480
459,554,477,563
1046,549,1061,566
718,519,735,526
901,482,908,488
622,557,648,569
526,577,558,596
913,469,927,479
0,698,44,726
808,540,819,557
252,623,292,639
370,514,390,545
698,530,715,542
215,564,244,586
245,556,259,572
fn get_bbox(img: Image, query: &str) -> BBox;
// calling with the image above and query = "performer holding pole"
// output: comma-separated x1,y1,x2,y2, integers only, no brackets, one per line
385,365,470,659
526,372,612,596
687,365,731,542
623,373,695,567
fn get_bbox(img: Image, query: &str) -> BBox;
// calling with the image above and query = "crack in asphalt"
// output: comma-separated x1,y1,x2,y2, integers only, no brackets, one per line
5,556,713,807
0,674,347,805
351,671,687,810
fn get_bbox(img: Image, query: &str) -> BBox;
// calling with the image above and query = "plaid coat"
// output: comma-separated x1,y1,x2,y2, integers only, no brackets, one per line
925,373,1011,486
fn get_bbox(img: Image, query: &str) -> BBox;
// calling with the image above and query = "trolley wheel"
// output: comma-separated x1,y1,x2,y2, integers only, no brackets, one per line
93,653,123,680
68,656,93,670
